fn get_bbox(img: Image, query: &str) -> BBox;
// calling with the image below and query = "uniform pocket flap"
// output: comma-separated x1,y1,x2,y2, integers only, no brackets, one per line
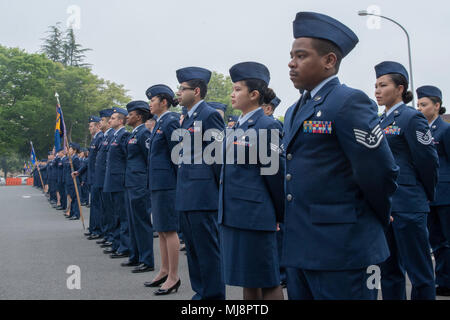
310,204,357,224
188,168,213,180
397,175,416,186
230,187,264,203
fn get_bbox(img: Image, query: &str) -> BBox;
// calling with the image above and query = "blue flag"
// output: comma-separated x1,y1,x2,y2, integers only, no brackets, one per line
55,104,66,152
30,141,37,166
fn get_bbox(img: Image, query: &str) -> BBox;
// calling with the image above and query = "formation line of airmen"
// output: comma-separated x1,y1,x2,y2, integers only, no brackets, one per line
31,10,450,300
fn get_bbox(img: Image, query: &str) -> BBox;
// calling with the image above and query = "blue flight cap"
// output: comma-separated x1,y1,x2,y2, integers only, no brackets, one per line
228,115,238,122
176,67,212,84
69,142,80,150
208,102,227,113
270,97,281,108
293,12,359,58
89,116,101,123
229,62,270,85
126,100,150,113
55,146,64,153
416,86,442,100
99,108,114,118
112,107,128,116
375,61,409,83
146,84,175,100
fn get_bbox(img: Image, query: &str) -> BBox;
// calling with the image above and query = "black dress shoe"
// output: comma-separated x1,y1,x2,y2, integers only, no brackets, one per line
110,252,129,259
100,242,112,248
55,206,64,210
436,286,450,296
154,279,181,295
132,264,155,273
96,239,107,244
103,248,115,254
121,260,140,267
144,275,168,287
69,217,80,220
84,232,92,237
87,234,101,240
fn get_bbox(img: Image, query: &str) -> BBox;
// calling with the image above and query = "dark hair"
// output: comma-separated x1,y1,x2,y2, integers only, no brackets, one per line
428,96,446,115
388,74,413,104
186,79,208,99
263,87,276,105
135,109,151,122
156,93,179,108
311,38,343,74
243,78,270,105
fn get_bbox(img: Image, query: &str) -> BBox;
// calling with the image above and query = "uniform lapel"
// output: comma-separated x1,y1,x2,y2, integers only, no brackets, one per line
286,78,339,148
381,104,405,129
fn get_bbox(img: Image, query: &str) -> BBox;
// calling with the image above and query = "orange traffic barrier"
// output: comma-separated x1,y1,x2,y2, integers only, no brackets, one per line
26,178,33,185
6,178,22,186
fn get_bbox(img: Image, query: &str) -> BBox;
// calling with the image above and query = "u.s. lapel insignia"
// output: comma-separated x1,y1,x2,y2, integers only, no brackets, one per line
394,110,399,115
193,112,198,117
316,111,322,118
314,96,321,101
248,119,254,124
432,125,437,129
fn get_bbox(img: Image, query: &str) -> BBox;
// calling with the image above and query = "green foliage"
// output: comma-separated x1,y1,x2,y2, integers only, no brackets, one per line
41,23,91,68
0,151,22,178
0,44,130,162
205,71,241,120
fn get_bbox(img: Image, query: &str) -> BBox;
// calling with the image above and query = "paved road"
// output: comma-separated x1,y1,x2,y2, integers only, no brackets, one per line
0,186,448,300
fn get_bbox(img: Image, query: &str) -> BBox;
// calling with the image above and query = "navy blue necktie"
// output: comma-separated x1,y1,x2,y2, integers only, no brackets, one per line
291,91,311,127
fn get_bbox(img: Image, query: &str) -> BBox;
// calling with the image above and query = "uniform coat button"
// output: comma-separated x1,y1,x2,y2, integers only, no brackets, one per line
287,194,293,202
287,154,293,161
286,174,292,181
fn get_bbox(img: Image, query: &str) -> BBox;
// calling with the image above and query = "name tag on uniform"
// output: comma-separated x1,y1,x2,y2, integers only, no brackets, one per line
111,141,118,146
128,138,137,144
384,126,401,135
188,127,201,133
303,121,333,134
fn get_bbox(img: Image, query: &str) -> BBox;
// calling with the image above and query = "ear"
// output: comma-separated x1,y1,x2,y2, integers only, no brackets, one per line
323,52,337,71
194,87,201,98
249,89,260,102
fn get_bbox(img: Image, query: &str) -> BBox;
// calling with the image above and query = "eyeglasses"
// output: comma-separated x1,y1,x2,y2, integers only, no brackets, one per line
178,86,195,92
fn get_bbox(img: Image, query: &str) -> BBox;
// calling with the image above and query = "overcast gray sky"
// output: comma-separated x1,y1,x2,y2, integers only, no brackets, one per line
1,0,449,116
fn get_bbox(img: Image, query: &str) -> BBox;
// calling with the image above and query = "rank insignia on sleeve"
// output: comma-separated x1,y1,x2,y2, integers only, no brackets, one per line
354,124,383,149
416,130,433,145
383,126,401,135
303,121,332,134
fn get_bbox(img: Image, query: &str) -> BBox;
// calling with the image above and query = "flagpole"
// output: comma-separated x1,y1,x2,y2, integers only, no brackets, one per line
30,142,45,192
55,92,86,230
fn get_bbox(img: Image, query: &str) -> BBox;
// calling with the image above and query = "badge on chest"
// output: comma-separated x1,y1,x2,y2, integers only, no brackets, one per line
303,121,333,134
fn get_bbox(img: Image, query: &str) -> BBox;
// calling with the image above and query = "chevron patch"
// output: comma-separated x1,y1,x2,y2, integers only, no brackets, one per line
416,130,433,145
354,124,383,149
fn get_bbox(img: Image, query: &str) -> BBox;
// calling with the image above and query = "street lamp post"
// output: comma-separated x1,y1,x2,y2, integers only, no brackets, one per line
358,10,415,107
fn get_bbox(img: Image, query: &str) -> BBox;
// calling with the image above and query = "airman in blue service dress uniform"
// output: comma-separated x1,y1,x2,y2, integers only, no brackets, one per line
219,61,285,300
91,109,115,242
56,148,67,211
145,85,182,295
175,67,226,300
73,116,104,236
282,12,399,300
263,93,284,129
104,107,131,259
375,61,439,300
65,142,81,220
208,102,227,120
417,85,450,296
122,100,154,273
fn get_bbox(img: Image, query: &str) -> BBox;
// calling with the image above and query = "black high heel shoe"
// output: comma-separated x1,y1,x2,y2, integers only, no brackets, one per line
144,275,168,287
154,279,181,296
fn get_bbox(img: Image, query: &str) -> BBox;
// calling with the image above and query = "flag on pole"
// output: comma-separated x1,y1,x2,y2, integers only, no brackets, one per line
55,102,66,152
30,141,37,166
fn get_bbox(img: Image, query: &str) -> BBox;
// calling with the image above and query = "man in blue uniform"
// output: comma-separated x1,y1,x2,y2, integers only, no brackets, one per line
56,148,67,213
175,67,226,300
104,107,131,259
73,116,103,237
121,100,154,273
282,12,399,300
64,142,82,220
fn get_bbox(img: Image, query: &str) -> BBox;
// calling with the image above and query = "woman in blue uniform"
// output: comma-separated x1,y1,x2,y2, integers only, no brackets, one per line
65,142,82,220
375,61,439,300
417,85,450,296
219,61,285,300
144,84,181,295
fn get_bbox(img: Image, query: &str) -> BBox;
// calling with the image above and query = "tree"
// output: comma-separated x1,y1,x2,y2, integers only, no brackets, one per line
62,28,92,68
40,22,64,63
205,71,241,119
